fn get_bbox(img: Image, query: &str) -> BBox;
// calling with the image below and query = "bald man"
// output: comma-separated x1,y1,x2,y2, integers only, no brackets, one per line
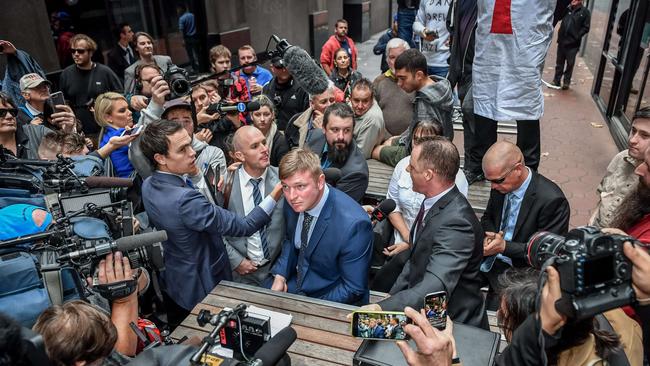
222,126,286,286
480,141,570,309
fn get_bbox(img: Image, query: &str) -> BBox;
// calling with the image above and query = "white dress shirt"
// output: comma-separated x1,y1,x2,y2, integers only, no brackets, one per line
238,167,268,265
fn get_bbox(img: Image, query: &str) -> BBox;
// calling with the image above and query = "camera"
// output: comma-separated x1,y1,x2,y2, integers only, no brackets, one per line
527,226,637,320
164,65,191,100
218,77,235,87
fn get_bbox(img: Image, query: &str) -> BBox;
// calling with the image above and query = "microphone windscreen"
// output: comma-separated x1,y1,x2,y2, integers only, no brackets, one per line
253,326,297,366
323,167,342,186
115,230,168,252
246,101,261,112
84,176,133,188
377,199,396,215
283,46,330,96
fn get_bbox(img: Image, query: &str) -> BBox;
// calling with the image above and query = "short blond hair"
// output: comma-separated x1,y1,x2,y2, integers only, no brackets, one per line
93,92,126,127
279,148,323,181
70,34,97,52
209,45,231,64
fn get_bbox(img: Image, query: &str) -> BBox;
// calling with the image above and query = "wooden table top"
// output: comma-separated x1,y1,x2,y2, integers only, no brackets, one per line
171,281,367,365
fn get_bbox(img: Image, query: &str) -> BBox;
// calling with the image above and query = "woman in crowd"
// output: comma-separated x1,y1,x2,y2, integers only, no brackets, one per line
94,92,135,178
370,120,468,292
123,32,174,94
497,268,643,365
250,95,289,167
329,48,362,101
0,92,50,159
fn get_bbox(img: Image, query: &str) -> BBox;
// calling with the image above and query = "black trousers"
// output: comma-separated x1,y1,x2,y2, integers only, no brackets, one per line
458,78,483,175
474,114,541,171
553,44,579,84
162,291,191,331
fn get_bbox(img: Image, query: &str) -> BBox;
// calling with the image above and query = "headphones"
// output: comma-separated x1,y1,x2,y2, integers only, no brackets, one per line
134,63,163,95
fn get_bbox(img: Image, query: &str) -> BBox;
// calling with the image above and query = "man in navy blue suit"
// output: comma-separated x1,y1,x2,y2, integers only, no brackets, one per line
139,119,282,326
269,148,373,305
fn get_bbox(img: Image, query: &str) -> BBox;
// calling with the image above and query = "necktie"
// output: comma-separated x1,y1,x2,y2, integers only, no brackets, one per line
413,202,425,244
297,212,314,288
480,194,513,272
249,178,270,259
185,177,194,188
126,47,134,65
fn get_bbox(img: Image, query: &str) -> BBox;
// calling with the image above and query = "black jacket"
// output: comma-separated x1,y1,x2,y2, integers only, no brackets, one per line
105,44,136,83
446,0,477,90
557,4,591,47
269,130,289,167
379,187,489,329
262,77,309,131
481,171,570,268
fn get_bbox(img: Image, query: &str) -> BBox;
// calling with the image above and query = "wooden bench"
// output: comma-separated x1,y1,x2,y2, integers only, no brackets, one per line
172,283,506,365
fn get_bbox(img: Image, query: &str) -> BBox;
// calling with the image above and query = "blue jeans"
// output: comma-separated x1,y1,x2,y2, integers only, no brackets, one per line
397,8,417,48
427,66,449,78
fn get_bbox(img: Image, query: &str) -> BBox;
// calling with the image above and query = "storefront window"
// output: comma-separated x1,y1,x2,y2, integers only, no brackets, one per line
624,20,650,119
584,0,613,73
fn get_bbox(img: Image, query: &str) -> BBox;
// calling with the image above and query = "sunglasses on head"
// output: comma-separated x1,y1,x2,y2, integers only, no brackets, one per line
71,48,88,54
0,108,18,118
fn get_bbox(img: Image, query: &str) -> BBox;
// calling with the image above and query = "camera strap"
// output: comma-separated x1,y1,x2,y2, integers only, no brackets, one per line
595,314,631,366
94,279,137,300
41,263,64,305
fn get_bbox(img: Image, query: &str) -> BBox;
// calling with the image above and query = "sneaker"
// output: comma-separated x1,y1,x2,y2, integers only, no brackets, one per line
464,170,485,185
561,83,570,90
543,79,561,89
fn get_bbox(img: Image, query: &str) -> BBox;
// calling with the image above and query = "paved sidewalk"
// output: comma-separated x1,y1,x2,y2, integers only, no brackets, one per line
355,31,620,227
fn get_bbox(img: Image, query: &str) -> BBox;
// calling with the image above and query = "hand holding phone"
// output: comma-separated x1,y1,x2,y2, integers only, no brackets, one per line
120,125,143,137
350,311,411,340
424,291,448,330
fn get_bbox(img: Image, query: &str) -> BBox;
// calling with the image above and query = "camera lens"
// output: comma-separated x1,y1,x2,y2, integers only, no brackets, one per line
171,78,191,97
527,231,566,269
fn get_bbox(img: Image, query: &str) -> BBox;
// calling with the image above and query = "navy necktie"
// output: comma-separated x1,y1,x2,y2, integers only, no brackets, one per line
481,194,513,272
297,212,314,288
413,202,425,243
185,177,194,188
250,178,270,259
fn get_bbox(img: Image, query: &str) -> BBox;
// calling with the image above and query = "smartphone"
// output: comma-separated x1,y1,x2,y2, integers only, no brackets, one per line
120,125,143,137
48,91,66,109
350,311,411,340
424,29,439,38
424,291,448,330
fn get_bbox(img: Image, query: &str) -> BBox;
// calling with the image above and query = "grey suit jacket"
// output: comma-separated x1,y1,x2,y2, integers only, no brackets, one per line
223,166,285,286
123,55,174,94
379,186,489,329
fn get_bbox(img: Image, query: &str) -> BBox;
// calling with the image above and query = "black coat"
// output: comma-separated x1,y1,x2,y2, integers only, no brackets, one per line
557,4,591,48
105,45,135,82
379,187,489,329
269,130,289,167
481,171,570,268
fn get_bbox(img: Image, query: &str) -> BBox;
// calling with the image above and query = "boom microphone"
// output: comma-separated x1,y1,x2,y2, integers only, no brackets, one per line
206,101,261,115
84,176,133,188
283,46,330,96
57,230,168,261
253,326,297,366
371,199,396,222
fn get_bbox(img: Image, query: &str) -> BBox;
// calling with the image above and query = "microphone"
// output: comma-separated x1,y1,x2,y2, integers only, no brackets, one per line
283,46,330,96
253,326,297,366
206,101,261,115
371,199,396,222
323,167,342,186
84,176,133,188
57,230,168,261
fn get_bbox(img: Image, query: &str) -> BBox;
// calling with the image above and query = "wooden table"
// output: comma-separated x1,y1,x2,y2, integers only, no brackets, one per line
171,281,364,365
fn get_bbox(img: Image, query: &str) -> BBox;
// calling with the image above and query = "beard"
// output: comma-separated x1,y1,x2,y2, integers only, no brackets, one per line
610,177,650,231
327,141,351,166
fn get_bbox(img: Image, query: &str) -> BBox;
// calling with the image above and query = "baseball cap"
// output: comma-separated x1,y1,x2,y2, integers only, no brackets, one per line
19,73,52,92
271,56,285,68
162,98,192,118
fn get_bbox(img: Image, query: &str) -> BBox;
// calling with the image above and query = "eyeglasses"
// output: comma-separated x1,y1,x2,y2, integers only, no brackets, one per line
486,161,522,184
71,48,88,54
0,108,18,118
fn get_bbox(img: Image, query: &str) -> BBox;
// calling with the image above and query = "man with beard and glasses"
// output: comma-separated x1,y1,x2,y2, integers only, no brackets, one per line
305,103,369,202
591,108,650,228
610,145,650,244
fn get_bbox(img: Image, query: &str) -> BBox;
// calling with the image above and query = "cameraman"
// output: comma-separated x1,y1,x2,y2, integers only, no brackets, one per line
33,251,140,365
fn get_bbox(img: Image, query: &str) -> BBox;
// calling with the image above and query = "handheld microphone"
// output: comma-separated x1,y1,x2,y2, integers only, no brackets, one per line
371,199,396,222
206,101,261,115
323,167,342,186
57,230,168,261
253,326,297,366
282,46,330,96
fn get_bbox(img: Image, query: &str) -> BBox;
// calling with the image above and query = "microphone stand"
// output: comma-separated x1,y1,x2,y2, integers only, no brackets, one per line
190,304,248,365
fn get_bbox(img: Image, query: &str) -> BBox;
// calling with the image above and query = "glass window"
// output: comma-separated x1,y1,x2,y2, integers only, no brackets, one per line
584,0,614,73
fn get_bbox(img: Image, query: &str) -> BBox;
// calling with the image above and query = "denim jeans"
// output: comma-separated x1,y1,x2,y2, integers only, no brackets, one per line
427,66,449,78
397,8,417,48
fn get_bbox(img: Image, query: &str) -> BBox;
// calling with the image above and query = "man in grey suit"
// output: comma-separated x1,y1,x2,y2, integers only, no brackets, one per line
305,103,369,202
362,136,488,329
224,126,286,286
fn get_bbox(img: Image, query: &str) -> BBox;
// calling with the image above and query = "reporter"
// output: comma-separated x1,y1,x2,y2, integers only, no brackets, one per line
94,92,135,177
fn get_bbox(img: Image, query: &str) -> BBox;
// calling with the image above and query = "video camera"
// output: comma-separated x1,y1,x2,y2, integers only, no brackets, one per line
527,226,639,320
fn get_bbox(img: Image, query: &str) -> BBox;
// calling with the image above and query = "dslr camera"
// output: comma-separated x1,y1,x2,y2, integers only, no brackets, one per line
163,65,191,100
527,226,637,320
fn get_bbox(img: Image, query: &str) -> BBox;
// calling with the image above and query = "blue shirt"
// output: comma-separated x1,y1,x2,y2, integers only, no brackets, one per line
320,143,332,169
179,12,196,37
501,167,533,241
100,126,133,178
293,185,330,249
239,66,273,99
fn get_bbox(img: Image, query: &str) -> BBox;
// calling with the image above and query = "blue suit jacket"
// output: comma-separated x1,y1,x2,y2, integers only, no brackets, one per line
142,172,271,310
270,186,373,305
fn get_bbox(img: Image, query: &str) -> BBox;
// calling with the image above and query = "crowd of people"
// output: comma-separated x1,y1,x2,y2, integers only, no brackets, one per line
2,0,650,365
